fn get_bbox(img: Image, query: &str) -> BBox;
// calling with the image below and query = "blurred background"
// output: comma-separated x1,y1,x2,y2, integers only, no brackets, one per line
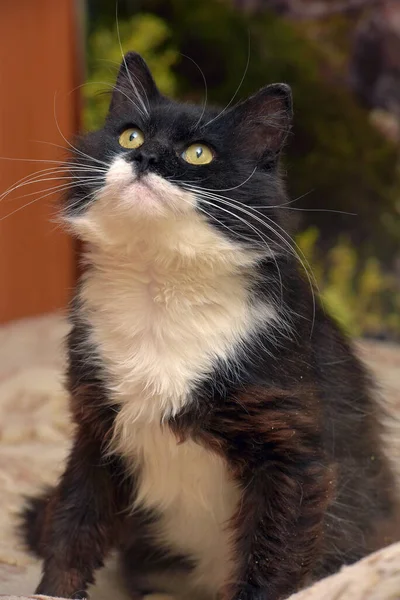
1,0,400,340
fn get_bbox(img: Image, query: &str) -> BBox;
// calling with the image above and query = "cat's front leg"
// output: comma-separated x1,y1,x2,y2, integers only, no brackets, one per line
35,426,129,598
216,387,334,600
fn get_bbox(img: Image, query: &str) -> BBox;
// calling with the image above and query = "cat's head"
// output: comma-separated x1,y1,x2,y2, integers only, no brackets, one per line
64,52,293,256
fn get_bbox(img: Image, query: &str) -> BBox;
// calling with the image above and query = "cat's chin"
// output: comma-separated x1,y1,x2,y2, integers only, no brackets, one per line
63,175,201,249
120,180,172,218
63,157,199,243
97,156,196,219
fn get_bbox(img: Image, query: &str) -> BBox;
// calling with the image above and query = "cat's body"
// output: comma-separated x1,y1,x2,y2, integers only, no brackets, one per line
21,52,398,600
79,215,260,598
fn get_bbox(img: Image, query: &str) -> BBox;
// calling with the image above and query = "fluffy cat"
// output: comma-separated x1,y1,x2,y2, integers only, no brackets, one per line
20,52,397,600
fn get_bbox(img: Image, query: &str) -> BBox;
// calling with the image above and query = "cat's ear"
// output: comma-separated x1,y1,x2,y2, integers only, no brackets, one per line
109,52,160,112
226,83,293,161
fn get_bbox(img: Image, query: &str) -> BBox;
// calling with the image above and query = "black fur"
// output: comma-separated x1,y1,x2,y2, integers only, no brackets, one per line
20,52,398,600
19,489,52,558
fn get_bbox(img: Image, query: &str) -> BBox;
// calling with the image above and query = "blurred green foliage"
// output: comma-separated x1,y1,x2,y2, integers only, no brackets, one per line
84,14,178,130
85,0,400,339
297,228,400,339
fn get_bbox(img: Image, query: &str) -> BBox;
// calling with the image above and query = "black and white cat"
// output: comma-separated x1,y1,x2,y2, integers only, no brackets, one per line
21,52,397,600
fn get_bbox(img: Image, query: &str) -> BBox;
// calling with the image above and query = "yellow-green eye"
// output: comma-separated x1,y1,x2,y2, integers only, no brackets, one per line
119,127,145,149
182,143,214,165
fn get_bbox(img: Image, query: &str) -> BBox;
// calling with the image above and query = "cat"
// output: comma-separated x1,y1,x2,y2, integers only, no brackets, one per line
20,52,398,600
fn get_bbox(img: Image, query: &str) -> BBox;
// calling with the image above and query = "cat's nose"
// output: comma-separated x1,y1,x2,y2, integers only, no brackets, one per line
131,150,158,175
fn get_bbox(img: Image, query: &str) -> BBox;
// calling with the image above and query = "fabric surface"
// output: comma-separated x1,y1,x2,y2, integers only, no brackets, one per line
0,313,399,599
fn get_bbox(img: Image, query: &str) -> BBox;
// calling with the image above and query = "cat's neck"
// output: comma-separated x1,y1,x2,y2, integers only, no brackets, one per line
78,211,266,280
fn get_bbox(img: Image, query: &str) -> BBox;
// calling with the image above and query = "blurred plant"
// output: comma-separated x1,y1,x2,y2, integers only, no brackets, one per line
84,14,178,130
85,0,400,262
297,228,400,339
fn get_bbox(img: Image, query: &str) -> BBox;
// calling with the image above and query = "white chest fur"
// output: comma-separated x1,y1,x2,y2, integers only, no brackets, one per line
122,422,241,597
79,214,275,423
77,208,275,597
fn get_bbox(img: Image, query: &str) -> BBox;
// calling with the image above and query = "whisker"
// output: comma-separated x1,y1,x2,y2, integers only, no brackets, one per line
202,32,251,128
115,3,149,118
5,182,99,224
180,195,267,249
4,165,107,184
0,178,104,209
250,190,315,210
70,80,149,117
57,189,98,219
53,94,110,168
180,167,258,193
224,196,317,336
279,206,357,216
0,156,93,166
0,166,101,207
180,54,208,131
130,71,151,114
0,167,68,198
183,190,284,306
0,171,106,203
248,189,356,215
31,141,111,173
1,195,56,221
179,183,318,333
193,193,271,250
0,181,91,221
181,182,319,281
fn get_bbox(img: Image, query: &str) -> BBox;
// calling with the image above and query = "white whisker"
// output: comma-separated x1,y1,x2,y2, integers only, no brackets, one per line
52,94,110,168
248,189,356,215
180,189,284,306
202,33,251,128
178,194,265,248
280,206,357,216
178,182,318,333
75,80,150,116
0,178,103,212
0,172,105,203
115,3,149,118
169,166,257,193
181,54,208,131
4,183,97,224
58,189,98,218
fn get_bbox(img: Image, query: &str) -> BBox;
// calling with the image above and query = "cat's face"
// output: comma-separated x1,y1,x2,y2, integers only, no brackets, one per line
65,52,292,254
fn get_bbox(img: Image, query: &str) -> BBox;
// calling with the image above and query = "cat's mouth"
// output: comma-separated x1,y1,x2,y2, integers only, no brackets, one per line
130,177,161,198
128,177,167,212
93,157,197,220
66,157,198,246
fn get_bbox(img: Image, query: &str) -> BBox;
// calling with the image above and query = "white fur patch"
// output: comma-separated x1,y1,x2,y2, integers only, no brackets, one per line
69,156,276,598
126,423,241,598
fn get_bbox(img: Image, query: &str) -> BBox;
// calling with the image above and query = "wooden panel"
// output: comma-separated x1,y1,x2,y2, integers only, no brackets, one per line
0,0,82,323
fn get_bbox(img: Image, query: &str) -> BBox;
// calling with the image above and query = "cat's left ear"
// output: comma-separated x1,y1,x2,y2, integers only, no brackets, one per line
109,52,160,112
226,83,293,162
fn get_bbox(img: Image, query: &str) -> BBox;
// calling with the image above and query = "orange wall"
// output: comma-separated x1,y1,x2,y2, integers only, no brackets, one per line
0,0,82,323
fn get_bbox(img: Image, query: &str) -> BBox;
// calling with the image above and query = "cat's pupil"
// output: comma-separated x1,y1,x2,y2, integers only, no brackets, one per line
196,147,203,158
129,131,137,141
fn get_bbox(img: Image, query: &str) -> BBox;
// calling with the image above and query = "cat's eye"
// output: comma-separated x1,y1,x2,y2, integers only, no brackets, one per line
119,127,145,149
181,143,214,165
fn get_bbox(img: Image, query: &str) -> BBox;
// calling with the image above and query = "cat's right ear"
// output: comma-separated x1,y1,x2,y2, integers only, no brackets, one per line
222,83,293,163
109,52,160,112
